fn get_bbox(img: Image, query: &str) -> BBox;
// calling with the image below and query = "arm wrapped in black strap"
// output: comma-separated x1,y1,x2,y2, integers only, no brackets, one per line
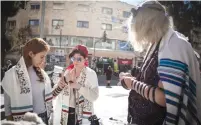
152,87,157,103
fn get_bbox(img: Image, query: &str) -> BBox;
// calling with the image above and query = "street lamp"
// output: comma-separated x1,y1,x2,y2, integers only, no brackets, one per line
55,24,62,48
99,57,104,75
103,30,107,42
55,23,63,67
93,30,108,73
93,30,107,58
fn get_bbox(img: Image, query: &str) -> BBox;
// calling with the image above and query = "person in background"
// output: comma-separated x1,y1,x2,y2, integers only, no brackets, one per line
121,1,201,125
113,60,119,77
52,45,99,125
1,38,53,124
105,66,113,88
123,65,128,73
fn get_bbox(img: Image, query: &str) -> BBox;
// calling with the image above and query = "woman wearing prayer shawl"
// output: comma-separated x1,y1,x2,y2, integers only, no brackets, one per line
52,45,99,125
1,38,53,124
121,1,201,125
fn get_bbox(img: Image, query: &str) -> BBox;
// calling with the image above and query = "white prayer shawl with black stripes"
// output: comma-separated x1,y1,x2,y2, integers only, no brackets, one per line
53,67,98,125
158,28,201,125
1,57,53,121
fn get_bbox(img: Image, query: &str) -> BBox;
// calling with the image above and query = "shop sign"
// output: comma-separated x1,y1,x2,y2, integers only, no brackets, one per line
118,59,132,65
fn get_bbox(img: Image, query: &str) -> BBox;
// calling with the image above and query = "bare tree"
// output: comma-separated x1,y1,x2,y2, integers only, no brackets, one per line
6,25,32,52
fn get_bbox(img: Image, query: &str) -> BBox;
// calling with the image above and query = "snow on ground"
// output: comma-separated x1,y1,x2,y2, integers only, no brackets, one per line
94,86,129,125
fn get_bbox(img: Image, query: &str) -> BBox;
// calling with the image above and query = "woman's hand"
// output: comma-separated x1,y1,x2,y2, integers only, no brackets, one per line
69,82,81,89
67,68,81,89
57,73,67,88
67,68,76,83
119,72,134,80
122,76,135,89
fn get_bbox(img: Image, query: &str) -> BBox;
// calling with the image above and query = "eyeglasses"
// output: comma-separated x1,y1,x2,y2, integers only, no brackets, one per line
71,57,83,62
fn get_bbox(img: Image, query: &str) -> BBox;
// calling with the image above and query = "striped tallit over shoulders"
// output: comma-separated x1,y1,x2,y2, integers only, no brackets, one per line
158,28,201,125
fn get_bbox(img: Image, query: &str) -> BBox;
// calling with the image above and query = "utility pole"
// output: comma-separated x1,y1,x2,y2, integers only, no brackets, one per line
60,29,62,48
93,31,107,74
55,24,62,48
93,30,107,58
40,1,45,38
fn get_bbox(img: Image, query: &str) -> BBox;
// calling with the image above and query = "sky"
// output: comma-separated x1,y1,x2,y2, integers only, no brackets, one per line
120,0,144,6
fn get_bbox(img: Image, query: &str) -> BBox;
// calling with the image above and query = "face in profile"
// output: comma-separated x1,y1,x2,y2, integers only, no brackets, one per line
29,51,48,67
40,61,46,69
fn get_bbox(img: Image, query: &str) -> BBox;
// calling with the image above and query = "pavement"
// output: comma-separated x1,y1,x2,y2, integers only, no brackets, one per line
94,86,129,125
98,74,119,86
96,74,130,125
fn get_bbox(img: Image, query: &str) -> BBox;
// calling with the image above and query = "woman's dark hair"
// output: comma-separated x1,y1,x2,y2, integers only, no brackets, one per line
69,49,87,58
23,38,50,82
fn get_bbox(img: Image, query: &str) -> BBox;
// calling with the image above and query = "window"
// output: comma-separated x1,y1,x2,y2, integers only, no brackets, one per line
7,20,16,29
70,36,93,48
95,38,115,50
101,23,112,30
53,2,65,9
29,19,39,26
123,11,131,18
52,20,64,27
111,16,123,24
30,4,40,10
102,7,113,15
122,26,128,33
77,4,89,12
46,36,68,47
77,21,89,28
118,40,134,51
104,39,116,49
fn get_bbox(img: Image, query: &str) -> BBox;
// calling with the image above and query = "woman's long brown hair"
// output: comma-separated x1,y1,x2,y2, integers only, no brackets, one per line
23,38,50,82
